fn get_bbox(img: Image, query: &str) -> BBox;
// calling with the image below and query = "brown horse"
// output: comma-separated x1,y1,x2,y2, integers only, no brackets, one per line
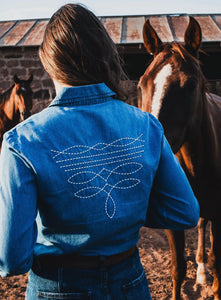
138,17,221,300
0,74,33,148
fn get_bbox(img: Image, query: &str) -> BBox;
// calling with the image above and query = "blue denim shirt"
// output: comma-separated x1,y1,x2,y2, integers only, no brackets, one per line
0,83,199,277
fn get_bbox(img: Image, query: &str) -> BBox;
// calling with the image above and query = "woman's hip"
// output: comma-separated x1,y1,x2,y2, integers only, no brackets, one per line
26,249,151,300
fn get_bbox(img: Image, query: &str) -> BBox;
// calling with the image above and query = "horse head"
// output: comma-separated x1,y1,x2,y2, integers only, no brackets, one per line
13,74,33,121
138,17,205,153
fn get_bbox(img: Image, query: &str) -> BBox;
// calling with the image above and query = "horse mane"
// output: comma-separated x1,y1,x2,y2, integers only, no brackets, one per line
0,84,15,105
167,42,198,62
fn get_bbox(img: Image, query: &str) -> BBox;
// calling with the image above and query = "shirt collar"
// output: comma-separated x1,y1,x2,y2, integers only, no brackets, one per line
49,83,116,107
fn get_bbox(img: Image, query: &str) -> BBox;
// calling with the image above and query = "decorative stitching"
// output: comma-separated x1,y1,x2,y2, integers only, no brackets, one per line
67,162,143,185
51,134,144,158
64,154,143,172
53,144,144,163
60,150,144,169
51,135,144,219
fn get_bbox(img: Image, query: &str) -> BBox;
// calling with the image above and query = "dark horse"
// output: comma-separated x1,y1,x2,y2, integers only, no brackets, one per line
0,74,33,148
138,17,221,300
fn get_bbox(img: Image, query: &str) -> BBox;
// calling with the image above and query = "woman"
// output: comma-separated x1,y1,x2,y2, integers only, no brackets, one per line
0,4,199,299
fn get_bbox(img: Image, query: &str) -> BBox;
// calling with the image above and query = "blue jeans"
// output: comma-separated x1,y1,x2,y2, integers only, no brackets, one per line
25,249,151,299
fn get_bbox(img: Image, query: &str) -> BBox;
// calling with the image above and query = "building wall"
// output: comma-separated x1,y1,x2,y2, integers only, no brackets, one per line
0,46,54,114
0,46,220,116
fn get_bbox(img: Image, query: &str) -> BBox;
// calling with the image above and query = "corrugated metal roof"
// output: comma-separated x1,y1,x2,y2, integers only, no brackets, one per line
0,14,221,47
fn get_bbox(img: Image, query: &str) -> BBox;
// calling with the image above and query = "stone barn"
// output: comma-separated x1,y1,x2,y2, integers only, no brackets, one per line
0,14,221,113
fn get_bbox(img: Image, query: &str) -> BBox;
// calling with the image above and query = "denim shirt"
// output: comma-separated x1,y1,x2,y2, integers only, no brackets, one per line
0,83,199,277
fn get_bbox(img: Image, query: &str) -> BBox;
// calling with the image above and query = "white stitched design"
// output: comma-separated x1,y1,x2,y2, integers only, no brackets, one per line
51,135,144,219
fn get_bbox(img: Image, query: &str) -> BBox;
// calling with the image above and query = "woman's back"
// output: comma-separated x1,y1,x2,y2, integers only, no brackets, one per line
3,83,163,257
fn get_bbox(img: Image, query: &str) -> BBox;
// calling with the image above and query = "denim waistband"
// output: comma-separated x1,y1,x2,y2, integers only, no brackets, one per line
33,246,137,270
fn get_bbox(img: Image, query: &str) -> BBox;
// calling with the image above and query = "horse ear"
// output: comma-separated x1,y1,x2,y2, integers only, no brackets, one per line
14,75,20,84
27,74,33,83
142,19,162,56
184,17,202,56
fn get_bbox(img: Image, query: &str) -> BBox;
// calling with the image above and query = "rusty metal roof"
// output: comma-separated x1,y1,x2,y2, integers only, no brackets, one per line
0,14,221,47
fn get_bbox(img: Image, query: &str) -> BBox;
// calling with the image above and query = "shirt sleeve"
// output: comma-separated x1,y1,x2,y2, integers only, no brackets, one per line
144,135,199,230
0,138,37,277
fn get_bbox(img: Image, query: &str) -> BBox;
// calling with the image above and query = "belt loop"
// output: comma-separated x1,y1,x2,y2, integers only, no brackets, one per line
99,255,106,271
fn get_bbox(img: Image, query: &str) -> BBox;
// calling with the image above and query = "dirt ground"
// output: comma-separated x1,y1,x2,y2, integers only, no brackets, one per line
0,226,214,299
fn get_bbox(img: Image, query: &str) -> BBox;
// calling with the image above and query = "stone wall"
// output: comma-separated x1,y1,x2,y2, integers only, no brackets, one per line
0,46,55,115
0,46,139,114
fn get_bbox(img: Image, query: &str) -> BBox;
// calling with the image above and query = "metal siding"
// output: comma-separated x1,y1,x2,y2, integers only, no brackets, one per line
22,21,48,46
0,15,221,47
194,16,221,41
121,16,145,43
213,15,221,28
149,16,174,42
0,20,36,46
102,17,123,44
168,15,189,42
0,21,16,39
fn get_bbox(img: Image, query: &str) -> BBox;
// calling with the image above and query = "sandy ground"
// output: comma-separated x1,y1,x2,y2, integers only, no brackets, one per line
0,226,214,299
138,226,214,300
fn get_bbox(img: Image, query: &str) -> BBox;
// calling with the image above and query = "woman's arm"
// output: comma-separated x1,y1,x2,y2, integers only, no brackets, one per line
145,135,199,230
0,139,37,277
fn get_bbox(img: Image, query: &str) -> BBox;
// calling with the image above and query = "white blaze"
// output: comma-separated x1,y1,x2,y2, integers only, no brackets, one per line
151,63,172,118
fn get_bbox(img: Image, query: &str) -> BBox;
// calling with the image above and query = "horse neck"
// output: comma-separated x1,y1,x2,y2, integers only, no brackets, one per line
0,110,11,147
201,93,221,166
2,86,17,121
0,86,20,147
0,108,20,148
176,91,219,180
175,90,207,178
